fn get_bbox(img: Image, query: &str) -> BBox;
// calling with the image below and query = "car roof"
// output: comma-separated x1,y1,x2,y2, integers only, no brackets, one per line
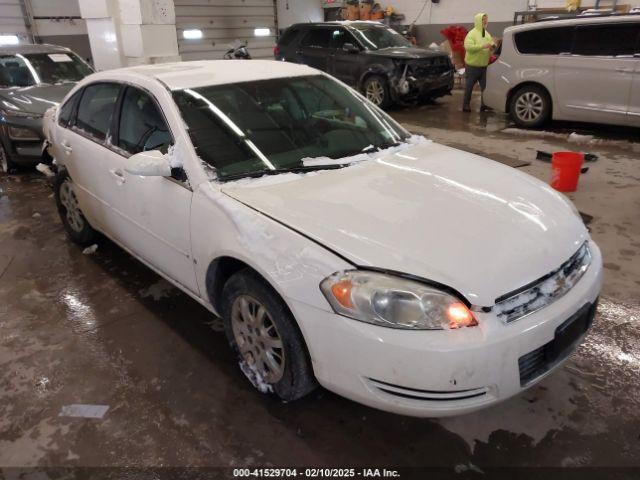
87,60,322,91
506,13,640,34
0,43,72,55
290,21,385,29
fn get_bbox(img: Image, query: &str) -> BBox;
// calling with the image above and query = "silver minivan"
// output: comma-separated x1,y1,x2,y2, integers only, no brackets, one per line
484,14,640,128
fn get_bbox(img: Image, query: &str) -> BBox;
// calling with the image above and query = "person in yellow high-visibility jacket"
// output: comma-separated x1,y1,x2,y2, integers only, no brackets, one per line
462,13,495,112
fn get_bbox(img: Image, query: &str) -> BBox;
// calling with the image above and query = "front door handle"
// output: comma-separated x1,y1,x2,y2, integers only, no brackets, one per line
109,168,126,185
615,67,634,73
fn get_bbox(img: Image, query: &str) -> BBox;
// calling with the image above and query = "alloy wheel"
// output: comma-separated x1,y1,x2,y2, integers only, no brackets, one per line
231,294,285,383
59,180,85,233
365,79,385,106
515,91,544,123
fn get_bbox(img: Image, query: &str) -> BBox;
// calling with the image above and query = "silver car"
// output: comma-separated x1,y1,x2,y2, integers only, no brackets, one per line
0,44,93,173
484,14,640,128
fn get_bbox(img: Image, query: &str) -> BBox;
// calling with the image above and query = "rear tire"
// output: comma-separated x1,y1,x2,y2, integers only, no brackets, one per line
363,75,391,109
54,169,96,247
220,269,317,401
510,85,551,129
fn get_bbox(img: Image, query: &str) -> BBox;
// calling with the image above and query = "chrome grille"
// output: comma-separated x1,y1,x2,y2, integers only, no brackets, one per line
494,242,592,324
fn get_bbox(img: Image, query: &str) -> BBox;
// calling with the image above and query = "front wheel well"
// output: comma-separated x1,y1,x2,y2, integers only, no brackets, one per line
506,82,552,116
206,256,252,312
359,69,390,91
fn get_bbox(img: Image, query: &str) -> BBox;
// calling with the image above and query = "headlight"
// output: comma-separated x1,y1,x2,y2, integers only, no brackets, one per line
8,126,40,141
320,270,477,330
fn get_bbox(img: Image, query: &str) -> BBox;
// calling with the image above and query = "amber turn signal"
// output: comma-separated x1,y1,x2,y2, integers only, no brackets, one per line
447,302,477,329
331,280,354,309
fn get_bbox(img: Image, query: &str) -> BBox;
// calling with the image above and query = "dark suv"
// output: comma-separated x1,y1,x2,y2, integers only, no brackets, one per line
0,44,93,173
275,21,454,108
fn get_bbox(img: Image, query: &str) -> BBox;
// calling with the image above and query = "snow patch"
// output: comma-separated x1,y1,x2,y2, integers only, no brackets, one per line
167,143,182,169
501,128,567,139
139,279,176,301
301,135,431,167
567,132,595,144
35,163,55,177
225,171,321,188
82,244,98,255
239,359,273,394
453,463,484,474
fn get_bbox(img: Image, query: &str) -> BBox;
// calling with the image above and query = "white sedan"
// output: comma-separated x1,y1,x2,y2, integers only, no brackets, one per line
43,60,602,417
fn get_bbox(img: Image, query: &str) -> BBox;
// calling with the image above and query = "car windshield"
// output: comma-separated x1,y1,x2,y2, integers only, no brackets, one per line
0,52,92,88
351,25,411,50
172,75,410,180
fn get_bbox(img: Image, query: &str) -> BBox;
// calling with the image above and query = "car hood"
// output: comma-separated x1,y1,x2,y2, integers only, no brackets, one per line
0,83,74,115
220,142,589,307
364,47,447,60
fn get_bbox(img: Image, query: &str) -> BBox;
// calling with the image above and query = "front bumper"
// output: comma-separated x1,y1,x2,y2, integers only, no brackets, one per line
0,117,44,166
289,241,603,417
392,70,454,101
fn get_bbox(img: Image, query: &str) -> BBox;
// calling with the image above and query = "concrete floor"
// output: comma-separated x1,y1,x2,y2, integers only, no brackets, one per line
1,90,639,476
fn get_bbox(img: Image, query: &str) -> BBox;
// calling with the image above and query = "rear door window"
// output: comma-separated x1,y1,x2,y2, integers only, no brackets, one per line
75,83,121,141
278,27,299,46
514,26,574,54
59,90,82,128
572,23,640,56
301,28,332,48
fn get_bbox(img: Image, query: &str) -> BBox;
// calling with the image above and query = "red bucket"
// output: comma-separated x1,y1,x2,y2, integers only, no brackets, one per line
551,152,584,192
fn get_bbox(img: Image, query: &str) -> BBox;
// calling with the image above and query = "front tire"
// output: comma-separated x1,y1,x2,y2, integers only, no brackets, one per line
221,270,317,401
510,85,551,129
54,170,96,246
0,142,15,174
363,75,391,109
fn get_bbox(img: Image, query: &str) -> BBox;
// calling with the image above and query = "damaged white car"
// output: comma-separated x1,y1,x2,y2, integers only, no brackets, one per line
43,60,602,417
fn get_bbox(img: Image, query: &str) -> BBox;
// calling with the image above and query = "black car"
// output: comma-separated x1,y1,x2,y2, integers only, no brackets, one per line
275,21,454,108
0,44,93,173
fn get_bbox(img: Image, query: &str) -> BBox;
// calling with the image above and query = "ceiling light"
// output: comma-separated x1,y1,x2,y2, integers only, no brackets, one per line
183,29,203,40
0,35,19,45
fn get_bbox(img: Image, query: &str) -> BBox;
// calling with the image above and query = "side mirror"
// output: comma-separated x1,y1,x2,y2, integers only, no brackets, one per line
343,43,359,53
125,150,171,177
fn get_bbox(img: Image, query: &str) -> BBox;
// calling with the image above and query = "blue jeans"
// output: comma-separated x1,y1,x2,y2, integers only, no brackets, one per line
463,65,487,109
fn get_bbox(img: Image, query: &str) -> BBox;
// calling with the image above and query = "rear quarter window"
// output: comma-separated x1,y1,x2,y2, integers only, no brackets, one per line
279,27,300,46
514,26,574,55
300,28,332,48
572,23,640,56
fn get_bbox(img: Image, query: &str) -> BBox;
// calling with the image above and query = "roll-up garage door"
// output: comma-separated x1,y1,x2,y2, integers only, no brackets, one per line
0,0,29,39
174,0,277,60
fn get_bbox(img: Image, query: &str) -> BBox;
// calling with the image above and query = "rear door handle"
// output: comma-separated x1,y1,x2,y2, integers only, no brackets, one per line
109,168,126,185
615,67,634,73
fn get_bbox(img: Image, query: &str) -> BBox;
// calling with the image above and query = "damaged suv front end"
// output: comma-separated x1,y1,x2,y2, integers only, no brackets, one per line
386,55,454,104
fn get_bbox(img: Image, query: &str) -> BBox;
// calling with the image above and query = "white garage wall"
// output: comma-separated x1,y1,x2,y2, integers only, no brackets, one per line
174,0,279,60
0,0,29,37
276,0,323,28
392,0,527,25
0,0,92,61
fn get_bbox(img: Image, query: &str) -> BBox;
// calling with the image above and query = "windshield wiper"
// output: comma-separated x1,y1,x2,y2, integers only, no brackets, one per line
218,164,348,182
